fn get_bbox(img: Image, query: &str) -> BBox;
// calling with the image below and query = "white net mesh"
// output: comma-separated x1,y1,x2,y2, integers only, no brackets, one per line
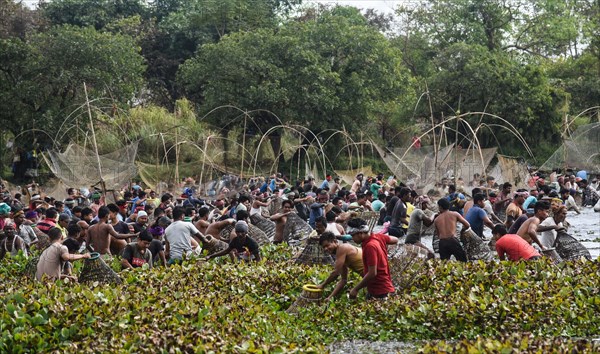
540,123,600,173
42,142,138,189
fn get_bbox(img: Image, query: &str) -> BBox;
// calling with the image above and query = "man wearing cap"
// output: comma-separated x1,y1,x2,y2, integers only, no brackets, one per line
404,196,435,258
205,221,261,262
493,224,541,261
347,218,398,300
0,202,11,230
132,210,148,233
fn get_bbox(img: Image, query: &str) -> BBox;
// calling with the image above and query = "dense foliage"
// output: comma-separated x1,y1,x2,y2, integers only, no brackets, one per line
1,0,599,165
1,247,599,352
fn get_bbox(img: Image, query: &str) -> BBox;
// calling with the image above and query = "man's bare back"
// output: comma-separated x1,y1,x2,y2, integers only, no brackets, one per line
205,219,235,239
195,219,210,235
434,210,469,239
87,222,128,255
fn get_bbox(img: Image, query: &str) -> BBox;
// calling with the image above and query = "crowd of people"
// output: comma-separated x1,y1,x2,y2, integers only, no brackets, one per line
0,168,597,300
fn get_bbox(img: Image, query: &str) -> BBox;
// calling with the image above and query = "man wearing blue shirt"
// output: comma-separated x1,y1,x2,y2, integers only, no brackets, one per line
465,194,494,238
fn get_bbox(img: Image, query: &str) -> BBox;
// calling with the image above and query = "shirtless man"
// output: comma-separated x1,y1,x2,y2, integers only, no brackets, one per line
317,232,364,300
505,190,526,229
434,198,470,262
516,201,549,250
270,199,294,243
204,217,236,241
194,207,210,235
87,206,137,255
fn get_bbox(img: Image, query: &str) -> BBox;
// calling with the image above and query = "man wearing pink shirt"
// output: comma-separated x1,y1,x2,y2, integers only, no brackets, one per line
492,224,541,261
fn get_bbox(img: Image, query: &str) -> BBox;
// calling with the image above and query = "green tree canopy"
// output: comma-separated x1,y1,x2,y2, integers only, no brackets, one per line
0,25,145,143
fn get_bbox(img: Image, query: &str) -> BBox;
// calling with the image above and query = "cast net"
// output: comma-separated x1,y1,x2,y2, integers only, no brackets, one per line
540,123,600,173
42,142,138,190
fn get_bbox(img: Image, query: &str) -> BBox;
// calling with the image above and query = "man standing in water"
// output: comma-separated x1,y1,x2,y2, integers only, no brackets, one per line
270,199,294,243
87,206,136,255
434,198,470,262
516,201,549,250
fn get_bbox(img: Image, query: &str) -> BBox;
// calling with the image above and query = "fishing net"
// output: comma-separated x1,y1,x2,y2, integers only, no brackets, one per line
374,142,497,190
460,228,493,261
487,155,532,189
218,224,269,246
540,123,600,173
388,244,430,291
553,231,592,261
42,142,138,190
23,254,40,279
283,213,313,243
201,235,229,255
334,167,375,187
292,237,334,265
78,253,122,285
266,197,283,217
250,214,276,241
287,284,323,314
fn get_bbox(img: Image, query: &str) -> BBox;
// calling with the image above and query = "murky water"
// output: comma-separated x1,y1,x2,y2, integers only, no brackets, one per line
412,206,600,259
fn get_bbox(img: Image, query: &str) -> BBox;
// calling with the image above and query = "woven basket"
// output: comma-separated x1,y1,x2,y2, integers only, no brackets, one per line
202,236,229,255
554,231,591,261
287,284,322,314
460,228,493,261
79,252,122,285
249,214,276,242
23,254,40,279
283,213,313,243
388,244,429,291
292,237,334,265
219,223,270,246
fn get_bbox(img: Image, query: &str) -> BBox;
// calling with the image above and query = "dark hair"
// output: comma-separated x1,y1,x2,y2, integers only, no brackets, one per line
318,231,336,246
236,209,249,221
48,227,62,241
331,206,342,214
399,187,411,198
378,193,386,201
281,200,294,208
332,197,342,205
72,206,83,214
315,216,327,228
492,224,507,236
559,188,569,195
473,193,485,203
325,211,336,222
154,207,165,218
239,195,250,203
81,207,93,217
448,184,456,193
139,229,153,242
198,207,209,218
472,188,482,195
55,201,64,208
107,203,120,213
534,201,550,213
173,206,185,220
45,208,58,220
503,182,512,189
356,193,365,200
410,190,418,198
185,207,195,217
347,218,366,229
437,198,451,210
98,206,110,219
161,194,172,203
67,223,82,237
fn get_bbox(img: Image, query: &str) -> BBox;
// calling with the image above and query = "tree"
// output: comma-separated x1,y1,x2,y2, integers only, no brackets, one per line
0,25,145,143
178,7,412,135
40,0,148,29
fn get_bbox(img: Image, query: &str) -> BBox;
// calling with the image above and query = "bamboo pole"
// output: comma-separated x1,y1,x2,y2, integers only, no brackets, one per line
83,83,103,183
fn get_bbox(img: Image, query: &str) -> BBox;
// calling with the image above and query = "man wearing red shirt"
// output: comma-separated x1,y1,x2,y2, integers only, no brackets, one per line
492,224,541,261
347,218,398,300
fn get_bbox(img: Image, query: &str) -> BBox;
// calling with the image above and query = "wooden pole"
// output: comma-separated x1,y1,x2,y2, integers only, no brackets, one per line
83,83,103,183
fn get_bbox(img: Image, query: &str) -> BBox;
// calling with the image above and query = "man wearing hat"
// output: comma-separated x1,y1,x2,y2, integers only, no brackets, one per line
205,221,261,262
132,210,148,233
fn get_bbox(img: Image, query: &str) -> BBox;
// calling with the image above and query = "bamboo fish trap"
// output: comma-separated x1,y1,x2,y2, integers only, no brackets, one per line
286,284,323,314
79,253,122,285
